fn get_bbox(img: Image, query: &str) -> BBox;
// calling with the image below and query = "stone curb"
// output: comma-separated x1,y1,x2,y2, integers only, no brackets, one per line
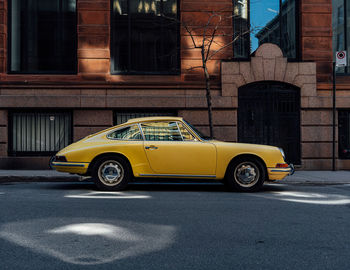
278,180,350,186
0,176,81,183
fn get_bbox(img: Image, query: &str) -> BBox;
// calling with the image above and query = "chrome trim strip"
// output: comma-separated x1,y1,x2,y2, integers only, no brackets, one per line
175,121,184,141
138,123,146,141
289,164,295,175
139,174,216,178
270,169,292,172
52,162,86,167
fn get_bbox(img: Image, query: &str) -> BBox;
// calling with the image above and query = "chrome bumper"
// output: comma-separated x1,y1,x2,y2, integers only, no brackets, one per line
269,164,294,175
289,164,295,175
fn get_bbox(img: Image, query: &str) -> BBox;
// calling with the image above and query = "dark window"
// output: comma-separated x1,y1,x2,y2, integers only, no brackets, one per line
332,0,350,74
114,111,176,125
9,111,72,156
9,0,77,73
233,0,249,58
233,0,297,59
111,0,180,74
339,110,350,159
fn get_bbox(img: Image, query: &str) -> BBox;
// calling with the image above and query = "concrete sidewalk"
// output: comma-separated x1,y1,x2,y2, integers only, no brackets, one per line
281,170,350,185
0,170,349,185
0,170,81,182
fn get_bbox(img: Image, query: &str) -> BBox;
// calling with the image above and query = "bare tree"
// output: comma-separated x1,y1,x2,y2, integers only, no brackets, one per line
167,8,252,139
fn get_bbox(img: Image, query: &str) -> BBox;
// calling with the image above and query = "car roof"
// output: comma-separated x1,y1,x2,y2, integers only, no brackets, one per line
126,116,184,124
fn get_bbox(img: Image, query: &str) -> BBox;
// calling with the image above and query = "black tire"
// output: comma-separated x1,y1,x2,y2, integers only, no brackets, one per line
225,158,266,192
92,156,131,191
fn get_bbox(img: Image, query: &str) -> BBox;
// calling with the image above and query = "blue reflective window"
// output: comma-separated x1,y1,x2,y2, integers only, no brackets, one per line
233,0,297,59
332,0,350,74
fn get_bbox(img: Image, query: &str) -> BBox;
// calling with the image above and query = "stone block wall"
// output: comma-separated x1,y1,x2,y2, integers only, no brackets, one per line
73,110,113,141
178,110,237,141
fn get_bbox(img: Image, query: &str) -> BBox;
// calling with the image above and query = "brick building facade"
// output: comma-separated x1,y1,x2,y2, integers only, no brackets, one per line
0,0,349,170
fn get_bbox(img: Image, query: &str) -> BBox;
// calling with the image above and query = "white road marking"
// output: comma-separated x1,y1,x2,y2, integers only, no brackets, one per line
65,191,151,199
253,190,350,205
0,218,176,265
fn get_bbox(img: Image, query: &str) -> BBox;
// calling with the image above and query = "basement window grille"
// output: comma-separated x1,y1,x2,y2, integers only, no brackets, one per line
9,111,72,156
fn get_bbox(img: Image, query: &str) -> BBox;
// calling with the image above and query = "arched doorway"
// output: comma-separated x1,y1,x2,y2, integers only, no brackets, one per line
238,81,301,164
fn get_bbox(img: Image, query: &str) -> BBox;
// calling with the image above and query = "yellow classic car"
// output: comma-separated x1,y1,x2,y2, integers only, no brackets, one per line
51,116,294,192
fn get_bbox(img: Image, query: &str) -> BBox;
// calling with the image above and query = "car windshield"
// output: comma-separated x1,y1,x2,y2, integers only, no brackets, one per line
183,120,211,140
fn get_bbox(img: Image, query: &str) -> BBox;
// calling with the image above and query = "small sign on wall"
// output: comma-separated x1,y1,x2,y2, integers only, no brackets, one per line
336,51,347,67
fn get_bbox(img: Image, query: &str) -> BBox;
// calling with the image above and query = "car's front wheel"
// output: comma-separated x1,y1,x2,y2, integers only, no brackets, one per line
225,158,266,192
92,156,131,191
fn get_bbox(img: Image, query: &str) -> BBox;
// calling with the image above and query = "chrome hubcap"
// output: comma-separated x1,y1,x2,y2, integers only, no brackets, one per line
234,162,259,187
98,160,124,186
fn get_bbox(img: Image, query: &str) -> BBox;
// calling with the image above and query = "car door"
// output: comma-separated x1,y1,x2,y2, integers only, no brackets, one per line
107,124,152,174
141,121,216,176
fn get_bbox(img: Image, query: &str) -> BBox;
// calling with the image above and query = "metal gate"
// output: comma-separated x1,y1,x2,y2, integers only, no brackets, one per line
238,82,301,164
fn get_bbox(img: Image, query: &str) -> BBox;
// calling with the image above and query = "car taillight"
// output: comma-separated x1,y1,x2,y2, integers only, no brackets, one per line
276,163,289,168
55,156,67,162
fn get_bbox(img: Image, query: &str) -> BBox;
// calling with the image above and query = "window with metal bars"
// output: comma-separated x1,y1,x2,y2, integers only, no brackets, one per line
114,111,176,125
9,111,72,156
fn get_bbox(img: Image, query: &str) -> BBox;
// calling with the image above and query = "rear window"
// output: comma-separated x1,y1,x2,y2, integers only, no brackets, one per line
107,125,142,140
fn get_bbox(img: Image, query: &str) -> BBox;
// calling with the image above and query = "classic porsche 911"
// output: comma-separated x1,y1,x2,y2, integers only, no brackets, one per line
51,116,294,192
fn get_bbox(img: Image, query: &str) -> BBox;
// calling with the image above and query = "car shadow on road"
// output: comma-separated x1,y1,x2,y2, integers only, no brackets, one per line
44,180,286,193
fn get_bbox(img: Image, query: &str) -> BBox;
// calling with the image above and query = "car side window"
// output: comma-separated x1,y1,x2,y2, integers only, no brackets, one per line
107,125,142,140
141,122,183,141
177,122,197,141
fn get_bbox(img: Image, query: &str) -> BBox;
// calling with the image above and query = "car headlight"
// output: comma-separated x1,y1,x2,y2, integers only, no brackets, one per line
279,148,286,161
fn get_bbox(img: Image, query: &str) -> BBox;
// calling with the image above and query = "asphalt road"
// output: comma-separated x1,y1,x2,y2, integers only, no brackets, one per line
0,181,349,270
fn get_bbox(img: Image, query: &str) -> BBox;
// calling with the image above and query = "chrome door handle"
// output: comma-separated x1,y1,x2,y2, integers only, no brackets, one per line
145,145,158,150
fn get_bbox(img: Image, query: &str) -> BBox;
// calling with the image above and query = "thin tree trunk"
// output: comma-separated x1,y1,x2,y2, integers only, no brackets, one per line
204,68,214,139
201,46,214,139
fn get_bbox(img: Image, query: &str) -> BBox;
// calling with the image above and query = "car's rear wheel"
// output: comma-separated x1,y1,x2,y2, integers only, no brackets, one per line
225,158,265,192
92,156,131,191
